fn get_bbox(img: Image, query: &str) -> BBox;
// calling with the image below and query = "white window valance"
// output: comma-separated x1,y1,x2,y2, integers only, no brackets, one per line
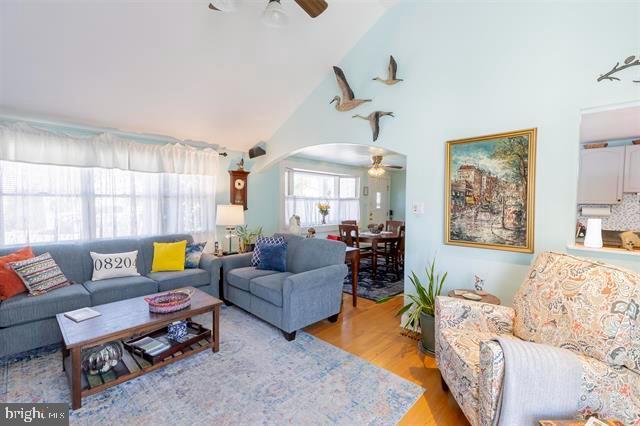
0,121,219,176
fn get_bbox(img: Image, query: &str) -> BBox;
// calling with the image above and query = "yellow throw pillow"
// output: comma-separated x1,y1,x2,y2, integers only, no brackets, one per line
151,240,187,272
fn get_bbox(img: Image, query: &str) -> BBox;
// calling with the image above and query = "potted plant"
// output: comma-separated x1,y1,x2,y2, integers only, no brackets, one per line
317,202,330,224
236,225,263,253
397,258,447,354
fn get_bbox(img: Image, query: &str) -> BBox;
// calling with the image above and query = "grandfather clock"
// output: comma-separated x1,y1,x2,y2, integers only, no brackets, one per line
229,169,250,210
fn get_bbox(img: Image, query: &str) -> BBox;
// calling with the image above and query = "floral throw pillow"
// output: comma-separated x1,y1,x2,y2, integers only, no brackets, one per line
185,242,207,269
251,236,285,267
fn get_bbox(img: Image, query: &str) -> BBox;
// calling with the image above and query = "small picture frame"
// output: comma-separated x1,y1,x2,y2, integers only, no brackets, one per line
362,186,369,196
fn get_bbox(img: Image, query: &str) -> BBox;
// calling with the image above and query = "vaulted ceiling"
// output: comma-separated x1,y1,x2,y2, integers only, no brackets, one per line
0,0,392,151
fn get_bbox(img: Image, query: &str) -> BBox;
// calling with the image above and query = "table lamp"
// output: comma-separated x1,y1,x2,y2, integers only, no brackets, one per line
216,204,245,253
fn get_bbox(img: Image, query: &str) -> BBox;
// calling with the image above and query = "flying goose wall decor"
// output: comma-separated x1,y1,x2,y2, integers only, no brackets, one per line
352,111,394,142
330,66,372,112
373,55,403,85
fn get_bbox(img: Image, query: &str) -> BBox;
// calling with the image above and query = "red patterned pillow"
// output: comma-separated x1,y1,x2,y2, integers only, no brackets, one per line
0,247,34,300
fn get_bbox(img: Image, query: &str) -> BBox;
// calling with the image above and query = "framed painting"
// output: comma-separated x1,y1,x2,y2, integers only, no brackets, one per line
445,128,537,253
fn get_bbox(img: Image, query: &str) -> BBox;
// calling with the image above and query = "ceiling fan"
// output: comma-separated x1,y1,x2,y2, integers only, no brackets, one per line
209,0,328,27
368,155,402,177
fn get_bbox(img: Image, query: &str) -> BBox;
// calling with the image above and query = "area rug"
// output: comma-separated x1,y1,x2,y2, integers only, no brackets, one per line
343,257,404,302
0,306,423,425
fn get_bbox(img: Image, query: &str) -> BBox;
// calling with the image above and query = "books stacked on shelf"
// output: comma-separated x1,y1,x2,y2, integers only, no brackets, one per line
130,336,171,356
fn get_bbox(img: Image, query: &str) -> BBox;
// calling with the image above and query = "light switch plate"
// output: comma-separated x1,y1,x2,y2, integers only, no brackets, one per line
412,202,425,215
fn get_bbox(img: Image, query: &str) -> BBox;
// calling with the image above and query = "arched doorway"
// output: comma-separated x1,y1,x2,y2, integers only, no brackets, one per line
279,143,407,303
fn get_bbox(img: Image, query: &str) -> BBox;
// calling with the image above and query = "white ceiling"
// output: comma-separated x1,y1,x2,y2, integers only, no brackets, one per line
580,105,640,143
0,0,392,151
293,143,406,168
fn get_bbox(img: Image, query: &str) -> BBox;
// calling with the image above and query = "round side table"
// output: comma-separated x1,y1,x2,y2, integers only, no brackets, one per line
447,289,501,305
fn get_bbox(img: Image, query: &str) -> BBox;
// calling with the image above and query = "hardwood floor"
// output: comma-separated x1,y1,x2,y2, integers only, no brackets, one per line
305,294,469,426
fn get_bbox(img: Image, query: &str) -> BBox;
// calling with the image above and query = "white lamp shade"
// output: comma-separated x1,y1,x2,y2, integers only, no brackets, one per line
584,218,603,248
216,204,245,226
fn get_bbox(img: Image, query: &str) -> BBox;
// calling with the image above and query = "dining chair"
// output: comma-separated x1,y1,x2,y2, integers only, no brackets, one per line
338,224,373,282
375,225,405,280
397,225,405,267
385,220,405,234
341,220,357,225
338,224,367,249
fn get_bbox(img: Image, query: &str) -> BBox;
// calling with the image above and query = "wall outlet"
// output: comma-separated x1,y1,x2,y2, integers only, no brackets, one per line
412,202,424,215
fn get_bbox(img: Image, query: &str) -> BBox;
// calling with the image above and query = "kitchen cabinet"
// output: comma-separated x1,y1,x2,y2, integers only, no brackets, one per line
624,144,640,193
577,146,625,204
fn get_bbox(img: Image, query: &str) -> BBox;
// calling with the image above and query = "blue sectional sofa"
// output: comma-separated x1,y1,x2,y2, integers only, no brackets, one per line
220,234,347,340
0,233,221,358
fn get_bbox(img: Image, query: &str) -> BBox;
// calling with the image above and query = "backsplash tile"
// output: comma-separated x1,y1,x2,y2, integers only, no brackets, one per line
578,193,640,231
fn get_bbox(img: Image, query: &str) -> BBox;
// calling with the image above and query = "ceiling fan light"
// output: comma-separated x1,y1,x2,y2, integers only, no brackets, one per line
368,166,385,177
261,0,289,28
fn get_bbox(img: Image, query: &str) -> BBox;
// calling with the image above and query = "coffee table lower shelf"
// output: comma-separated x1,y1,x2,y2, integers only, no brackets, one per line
63,336,212,401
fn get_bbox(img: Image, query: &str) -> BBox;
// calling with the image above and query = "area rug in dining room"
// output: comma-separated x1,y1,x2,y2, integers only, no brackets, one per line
343,257,404,302
0,306,423,425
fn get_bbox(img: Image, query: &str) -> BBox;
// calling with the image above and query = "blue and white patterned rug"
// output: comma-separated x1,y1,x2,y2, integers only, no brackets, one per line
0,306,423,425
343,257,404,302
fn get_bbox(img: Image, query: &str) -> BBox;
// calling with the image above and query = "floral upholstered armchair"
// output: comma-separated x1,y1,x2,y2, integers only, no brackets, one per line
435,252,640,426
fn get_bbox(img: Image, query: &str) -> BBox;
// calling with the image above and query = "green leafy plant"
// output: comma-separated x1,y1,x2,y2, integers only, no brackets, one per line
396,258,447,331
236,225,263,252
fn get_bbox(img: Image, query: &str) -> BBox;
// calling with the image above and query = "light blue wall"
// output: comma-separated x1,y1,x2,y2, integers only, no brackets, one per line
255,1,640,305
389,170,406,221
216,151,280,251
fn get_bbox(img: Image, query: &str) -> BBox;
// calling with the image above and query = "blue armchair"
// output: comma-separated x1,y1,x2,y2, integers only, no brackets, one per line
220,234,347,340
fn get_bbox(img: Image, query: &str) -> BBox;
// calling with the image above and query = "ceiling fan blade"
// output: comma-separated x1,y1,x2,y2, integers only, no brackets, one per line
382,164,404,169
208,3,221,11
294,0,328,18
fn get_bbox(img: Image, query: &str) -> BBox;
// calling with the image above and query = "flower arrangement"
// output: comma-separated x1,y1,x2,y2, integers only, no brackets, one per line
317,202,331,224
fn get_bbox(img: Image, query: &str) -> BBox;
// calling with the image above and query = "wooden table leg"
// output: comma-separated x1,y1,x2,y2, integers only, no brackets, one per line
62,346,69,371
71,347,82,410
351,251,359,307
371,241,378,279
212,305,220,353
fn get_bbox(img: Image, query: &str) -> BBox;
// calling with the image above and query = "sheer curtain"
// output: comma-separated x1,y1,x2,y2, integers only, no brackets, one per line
0,122,218,245
0,122,219,176
283,168,360,227
284,198,359,227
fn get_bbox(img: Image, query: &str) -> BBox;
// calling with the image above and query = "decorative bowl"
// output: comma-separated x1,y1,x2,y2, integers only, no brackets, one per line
144,289,193,314
367,224,384,234
81,342,123,375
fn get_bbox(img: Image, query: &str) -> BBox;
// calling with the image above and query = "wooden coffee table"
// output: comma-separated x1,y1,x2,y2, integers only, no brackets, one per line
56,286,222,409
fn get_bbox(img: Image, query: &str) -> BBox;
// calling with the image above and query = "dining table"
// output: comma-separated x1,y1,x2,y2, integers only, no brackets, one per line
358,231,400,278
343,231,400,308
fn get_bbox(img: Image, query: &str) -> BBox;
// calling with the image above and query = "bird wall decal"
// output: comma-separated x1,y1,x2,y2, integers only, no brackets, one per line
373,55,403,85
330,66,372,112
352,111,394,142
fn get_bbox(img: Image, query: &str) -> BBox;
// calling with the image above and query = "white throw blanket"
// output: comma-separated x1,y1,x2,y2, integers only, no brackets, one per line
492,337,582,426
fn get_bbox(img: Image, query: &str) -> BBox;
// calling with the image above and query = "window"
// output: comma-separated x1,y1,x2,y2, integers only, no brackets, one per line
284,168,360,227
0,160,216,245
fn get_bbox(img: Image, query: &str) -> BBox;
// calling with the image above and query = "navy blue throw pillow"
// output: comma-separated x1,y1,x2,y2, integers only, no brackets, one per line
256,243,287,272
